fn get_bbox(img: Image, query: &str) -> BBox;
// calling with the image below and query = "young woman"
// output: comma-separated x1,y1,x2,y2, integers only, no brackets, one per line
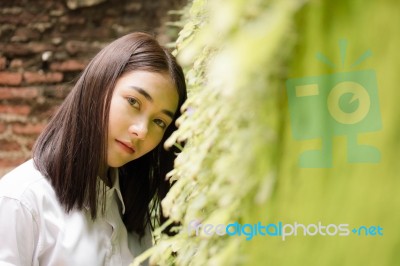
0,32,187,265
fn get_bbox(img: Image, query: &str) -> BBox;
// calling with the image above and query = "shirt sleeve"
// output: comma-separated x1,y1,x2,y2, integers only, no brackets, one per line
0,196,38,265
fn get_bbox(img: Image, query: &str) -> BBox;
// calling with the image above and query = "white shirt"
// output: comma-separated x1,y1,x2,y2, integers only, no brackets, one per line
0,159,152,266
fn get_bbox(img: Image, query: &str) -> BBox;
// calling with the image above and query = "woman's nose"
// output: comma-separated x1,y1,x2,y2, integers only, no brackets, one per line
128,120,148,140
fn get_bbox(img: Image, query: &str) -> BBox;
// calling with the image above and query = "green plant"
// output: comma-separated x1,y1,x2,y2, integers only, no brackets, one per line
132,0,400,265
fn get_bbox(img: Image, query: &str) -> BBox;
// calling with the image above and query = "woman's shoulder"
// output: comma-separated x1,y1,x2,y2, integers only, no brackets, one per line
0,159,55,205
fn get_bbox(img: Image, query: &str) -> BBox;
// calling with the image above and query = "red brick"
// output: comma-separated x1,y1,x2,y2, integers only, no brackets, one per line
1,7,22,15
30,22,52,34
65,40,92,55
9,59,23,69
0,105,31,115
12,123,46,135
23,72,63,84
60,16,85,25
0,157,27,169
0,57,6,70
28,42,54,54
0,15,24,25
11,28,40,43
0,43,54,57
35,14,50,23
0,88,39,100
26,139,38,150
0,139,21,151
0,123,6,134
50,59,87,72
0,44,31,56
80,27,110,39
0,72,23,86
124,2,142,12
50,9,65,17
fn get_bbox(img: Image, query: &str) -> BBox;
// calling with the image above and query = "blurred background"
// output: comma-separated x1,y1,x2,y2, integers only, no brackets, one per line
0,0,186,177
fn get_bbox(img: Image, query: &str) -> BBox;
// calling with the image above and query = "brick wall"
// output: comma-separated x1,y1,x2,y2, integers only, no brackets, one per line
0,0,186,177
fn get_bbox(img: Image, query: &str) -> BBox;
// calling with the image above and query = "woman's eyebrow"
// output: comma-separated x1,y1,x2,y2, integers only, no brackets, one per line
162,110,175,119
130,86,175,119
130,86,153,102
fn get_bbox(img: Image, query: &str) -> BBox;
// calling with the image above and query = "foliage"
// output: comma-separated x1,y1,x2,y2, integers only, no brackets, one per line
133,0,400,265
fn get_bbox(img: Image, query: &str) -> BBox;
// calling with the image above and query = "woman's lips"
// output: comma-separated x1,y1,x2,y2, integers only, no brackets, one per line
116,140,135,154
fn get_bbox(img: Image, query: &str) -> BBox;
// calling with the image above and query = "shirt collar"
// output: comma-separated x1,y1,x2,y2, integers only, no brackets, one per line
106,168,126,214
88,169,126,215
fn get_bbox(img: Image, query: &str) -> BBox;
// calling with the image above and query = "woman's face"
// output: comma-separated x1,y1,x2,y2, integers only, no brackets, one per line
107,70,179,168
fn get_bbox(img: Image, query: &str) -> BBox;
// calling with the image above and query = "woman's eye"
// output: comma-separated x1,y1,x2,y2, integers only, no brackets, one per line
154,119,167,129
127,97,140,108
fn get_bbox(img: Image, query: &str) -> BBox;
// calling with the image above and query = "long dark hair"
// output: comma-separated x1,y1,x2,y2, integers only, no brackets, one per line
33,32,187,237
